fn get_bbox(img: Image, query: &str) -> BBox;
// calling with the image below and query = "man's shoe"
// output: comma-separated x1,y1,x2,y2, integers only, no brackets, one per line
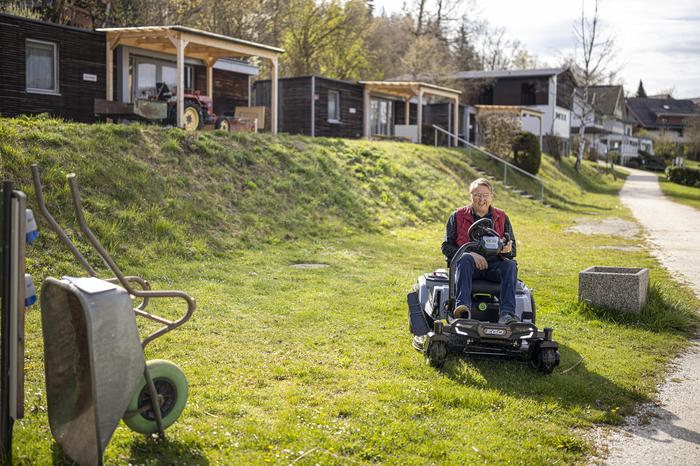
454,305,471,319
498,313,520,325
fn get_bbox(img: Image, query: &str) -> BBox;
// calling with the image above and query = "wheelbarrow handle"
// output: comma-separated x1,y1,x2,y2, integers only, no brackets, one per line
66,173,196,348
31,164,97,276
105,275,151,311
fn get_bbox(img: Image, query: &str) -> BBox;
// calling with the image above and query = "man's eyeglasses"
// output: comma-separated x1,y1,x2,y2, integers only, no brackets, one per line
471,193,492,199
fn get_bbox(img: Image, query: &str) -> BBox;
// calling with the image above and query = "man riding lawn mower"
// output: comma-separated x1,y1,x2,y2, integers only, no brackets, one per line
407,178,561,373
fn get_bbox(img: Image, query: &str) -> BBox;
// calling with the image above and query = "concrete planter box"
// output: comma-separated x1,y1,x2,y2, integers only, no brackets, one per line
578,266,650,314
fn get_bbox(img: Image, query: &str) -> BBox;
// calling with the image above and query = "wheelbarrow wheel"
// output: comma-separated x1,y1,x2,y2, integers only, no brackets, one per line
123,359,188,434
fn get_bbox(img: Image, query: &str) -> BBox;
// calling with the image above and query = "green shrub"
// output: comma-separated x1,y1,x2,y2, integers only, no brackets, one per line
512,131,542,175
608,150,620,165
667,166,700,187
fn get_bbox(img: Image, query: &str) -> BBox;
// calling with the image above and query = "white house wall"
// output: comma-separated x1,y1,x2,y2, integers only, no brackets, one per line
528,104,570,138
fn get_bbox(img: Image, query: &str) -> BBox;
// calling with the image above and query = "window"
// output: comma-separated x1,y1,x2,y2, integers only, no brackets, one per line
370,98,393,136
26,39,58,94
328,90,340,121
521,82,536,105
133,56,195,100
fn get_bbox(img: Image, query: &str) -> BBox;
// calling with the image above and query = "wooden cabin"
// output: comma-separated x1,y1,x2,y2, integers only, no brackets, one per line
0,13,282,130
254,76,464,144
0,13,106,122
254,76,364,138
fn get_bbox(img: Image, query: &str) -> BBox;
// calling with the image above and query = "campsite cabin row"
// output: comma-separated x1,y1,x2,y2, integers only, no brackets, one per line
4,12,571,150
0,12,282,131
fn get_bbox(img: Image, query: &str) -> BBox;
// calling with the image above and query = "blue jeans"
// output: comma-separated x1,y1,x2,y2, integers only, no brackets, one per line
455,254,518,318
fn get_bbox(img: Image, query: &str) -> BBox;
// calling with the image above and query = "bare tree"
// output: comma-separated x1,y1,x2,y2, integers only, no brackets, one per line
571,0,615,172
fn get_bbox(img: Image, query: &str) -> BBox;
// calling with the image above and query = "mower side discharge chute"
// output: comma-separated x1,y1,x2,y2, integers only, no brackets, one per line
407,291,432,336
40,277,145,466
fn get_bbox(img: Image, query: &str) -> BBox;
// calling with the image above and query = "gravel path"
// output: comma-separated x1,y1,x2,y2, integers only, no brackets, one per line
596,167,700,465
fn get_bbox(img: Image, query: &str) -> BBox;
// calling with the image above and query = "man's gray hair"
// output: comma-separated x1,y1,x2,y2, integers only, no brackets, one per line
469,178,494,194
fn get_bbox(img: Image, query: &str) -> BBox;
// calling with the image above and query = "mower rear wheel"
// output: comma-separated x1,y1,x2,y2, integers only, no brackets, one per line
183,104,203,131
123,359,189,434
426,341,447,368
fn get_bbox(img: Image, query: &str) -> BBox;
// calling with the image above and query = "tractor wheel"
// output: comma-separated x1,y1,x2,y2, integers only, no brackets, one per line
123,360,188,434
215,117,231,131
183,104,203,131
537,347,560,375
426,341,447,368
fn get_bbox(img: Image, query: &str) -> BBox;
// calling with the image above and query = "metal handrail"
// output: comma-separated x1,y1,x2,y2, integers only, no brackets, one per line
432,125,545,202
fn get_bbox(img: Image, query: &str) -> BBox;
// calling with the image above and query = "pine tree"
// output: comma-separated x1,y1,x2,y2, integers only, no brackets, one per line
636,80,647,98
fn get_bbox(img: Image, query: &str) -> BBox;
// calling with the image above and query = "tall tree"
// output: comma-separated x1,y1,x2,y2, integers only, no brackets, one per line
571,0,615,172
636,80,647,98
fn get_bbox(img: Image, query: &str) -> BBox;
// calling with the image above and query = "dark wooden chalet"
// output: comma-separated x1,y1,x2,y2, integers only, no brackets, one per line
0,14,279,129
255,76,466,144
0,12,106,122
254,76,365,138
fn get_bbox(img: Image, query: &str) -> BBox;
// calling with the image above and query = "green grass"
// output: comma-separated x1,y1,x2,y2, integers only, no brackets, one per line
659,174,700,211
3,116,698,464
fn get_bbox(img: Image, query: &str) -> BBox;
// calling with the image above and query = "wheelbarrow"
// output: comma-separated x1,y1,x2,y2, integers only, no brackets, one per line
31,165,196,466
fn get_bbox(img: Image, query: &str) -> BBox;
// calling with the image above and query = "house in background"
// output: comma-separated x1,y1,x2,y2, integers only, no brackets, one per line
254,76,364,138
572,85,653,164
254,77,465,144
0,13,283,130
450,68,577,156
0,12,106,122
626,96,699,145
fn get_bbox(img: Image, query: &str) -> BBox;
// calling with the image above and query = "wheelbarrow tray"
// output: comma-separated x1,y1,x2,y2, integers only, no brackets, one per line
40,277,145,466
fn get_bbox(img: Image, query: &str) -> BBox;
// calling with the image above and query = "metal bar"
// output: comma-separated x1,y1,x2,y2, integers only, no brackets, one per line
66,174,195,348
143,366,165,439
432,124,545,201
1,182,13,462
31,165,97,276
10,193,26,420
503,164,508,186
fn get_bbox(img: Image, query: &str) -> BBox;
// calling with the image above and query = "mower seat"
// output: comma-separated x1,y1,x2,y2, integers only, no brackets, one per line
472,279,500,296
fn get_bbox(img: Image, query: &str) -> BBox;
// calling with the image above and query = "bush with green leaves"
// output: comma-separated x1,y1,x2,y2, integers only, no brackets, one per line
478,113,520,158
512,131,542,175
667,166,700,187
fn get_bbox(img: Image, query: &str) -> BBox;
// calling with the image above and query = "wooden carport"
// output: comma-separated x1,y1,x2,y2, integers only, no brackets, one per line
359,81,461,145
97,25,284,132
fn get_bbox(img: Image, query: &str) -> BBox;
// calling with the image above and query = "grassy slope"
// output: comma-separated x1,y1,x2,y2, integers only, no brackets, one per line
659,175,700,211
2,116,698,465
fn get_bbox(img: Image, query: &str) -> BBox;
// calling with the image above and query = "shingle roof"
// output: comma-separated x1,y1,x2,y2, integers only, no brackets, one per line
587,85,623,116
626,97,699,128
450,68,566,79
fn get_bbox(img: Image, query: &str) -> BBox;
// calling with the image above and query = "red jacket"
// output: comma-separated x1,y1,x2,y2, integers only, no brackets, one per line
455,206,506,246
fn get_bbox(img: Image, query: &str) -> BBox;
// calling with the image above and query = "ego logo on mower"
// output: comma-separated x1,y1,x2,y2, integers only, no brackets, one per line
483,327,507,336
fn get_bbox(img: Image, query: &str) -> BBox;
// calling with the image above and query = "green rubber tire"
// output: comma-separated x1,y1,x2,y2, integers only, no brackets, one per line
123,359,188,434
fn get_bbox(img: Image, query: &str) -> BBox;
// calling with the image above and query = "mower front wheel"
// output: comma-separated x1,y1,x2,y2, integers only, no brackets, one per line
536,347,560,375
426,341,447,368
123,359,189,434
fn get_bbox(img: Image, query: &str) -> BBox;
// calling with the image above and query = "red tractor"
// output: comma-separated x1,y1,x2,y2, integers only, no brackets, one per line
158,83,215,130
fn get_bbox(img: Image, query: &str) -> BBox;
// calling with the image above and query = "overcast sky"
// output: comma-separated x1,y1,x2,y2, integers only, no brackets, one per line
373,0,700,98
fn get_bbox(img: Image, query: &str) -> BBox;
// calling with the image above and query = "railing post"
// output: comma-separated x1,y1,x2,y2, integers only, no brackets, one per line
503,164,507,186
434,128,437,146
540,184,544,203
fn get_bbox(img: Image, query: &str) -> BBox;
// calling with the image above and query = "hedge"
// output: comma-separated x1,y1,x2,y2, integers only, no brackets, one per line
667,166,700,187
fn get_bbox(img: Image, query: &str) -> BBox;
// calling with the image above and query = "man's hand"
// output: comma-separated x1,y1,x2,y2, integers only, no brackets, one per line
469,252,487,270
501,240,513,255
